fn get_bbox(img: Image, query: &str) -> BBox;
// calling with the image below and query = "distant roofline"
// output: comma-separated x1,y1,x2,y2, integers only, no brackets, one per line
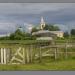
32,30,64,35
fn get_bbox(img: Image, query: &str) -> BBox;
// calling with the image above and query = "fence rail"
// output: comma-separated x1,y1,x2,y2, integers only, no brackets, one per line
0,41,75,64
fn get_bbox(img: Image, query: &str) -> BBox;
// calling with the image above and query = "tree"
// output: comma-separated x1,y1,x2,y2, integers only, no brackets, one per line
9,29,35,40
9,29,25,40
53,26,60,31
10,33,15,40
64,32,69,38
15,29,25,40
43,24,60,31
31,27,40,33
43,24,49,30
71,29,75,35
31,24,60,33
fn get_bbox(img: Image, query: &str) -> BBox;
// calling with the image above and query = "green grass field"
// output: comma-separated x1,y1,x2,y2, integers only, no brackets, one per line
0,40,75,70
0,59,75,71
0,40,49,44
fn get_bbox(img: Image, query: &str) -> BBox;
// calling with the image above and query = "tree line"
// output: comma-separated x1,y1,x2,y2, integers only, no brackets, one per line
0,24,60,40
0,29,36,40
0,24,75,40
63,29,75,39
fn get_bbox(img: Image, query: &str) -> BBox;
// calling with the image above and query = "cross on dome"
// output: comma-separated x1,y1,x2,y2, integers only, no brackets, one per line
40,16,45,30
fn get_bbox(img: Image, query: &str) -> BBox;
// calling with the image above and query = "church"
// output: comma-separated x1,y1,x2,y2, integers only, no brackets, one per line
32,17,64,40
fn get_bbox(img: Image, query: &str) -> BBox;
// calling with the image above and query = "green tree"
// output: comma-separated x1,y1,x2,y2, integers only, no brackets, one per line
63,32,69,38
43,24,60,31
71,29,75,35
10,33,15,40
31,27,40,33
9,29,34,40
15,29,25,39
10,29,25,40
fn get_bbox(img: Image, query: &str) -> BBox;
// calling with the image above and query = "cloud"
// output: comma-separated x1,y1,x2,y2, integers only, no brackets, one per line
0,3,74,15
0,23,17,34
0,3,75,34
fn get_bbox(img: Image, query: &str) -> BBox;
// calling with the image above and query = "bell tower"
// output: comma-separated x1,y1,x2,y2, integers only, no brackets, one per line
40,17,45,30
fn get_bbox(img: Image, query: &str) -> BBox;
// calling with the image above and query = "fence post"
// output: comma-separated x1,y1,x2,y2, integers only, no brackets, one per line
25,45,27,64
32,45,36,63
39,46,42,63
6,48,11,63
28,45,30,63
54,47,57,60
1,48,7,64
26,46,30,63
30,45,33,63
23,47,25,64
1,48,4,64
65,44,68,59
4,48,7,64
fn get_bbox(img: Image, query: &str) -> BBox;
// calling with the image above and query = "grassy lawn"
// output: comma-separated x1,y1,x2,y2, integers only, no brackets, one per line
0,59,75,71
0,39,74,45
0,40,49,44
0,40,75,71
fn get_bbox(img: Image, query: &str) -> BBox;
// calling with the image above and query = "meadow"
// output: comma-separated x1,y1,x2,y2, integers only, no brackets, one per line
0,59,75,70
0,40,75,70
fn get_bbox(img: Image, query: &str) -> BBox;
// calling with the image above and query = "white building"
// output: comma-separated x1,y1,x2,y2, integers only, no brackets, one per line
32,17,64,40
48,31,64,38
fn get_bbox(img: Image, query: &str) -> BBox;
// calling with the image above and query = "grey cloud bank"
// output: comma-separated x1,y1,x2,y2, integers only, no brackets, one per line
0,3,75,34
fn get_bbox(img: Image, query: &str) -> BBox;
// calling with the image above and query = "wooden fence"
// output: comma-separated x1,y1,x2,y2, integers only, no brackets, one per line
0,42,75,64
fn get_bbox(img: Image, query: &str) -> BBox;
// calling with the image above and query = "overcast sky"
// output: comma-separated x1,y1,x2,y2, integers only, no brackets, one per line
0,3,75,34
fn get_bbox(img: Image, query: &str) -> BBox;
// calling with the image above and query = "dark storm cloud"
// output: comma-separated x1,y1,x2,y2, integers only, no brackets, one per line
40,7,75,24
0,3,75,34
